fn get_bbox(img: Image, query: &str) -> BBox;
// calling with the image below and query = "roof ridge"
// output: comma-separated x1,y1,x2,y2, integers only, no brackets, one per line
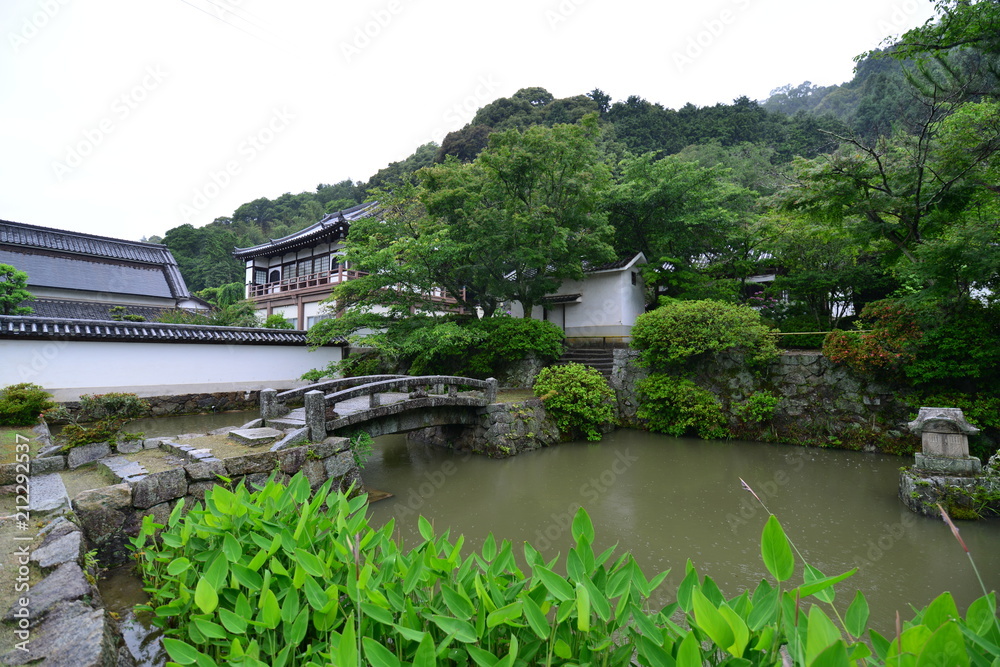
0,219,168,249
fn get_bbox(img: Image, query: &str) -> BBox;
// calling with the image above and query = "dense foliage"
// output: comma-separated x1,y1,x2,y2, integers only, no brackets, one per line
134,475,1000,667
0,263,34,315
635,375,728,439
47,392,148,449
631,300,780,370
306,315,564,380
532,363,615,441
0,383,54,427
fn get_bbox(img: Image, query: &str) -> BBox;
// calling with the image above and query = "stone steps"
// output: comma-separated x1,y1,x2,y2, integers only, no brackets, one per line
553,348,615,379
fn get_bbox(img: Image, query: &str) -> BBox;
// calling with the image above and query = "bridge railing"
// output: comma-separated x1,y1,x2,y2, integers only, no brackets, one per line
297,375,497,441
272,375,408,407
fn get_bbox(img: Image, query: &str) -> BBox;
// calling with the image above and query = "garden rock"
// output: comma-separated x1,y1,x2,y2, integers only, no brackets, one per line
31,529,83,569
0,601,117,667
28,473,71,515
4,562,90,624
68,441,112,469
131,468,187,509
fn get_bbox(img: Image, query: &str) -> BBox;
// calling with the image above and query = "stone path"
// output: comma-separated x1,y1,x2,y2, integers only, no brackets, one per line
28,473,71,515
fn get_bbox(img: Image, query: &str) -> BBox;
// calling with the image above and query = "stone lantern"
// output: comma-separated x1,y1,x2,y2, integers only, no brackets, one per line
907,407,982,474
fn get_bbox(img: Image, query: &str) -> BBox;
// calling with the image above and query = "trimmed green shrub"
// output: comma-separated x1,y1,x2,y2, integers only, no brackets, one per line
631,299,779,370
263,313,296,329
636,374,728,439
0,383,54,426
47,392,148,448
533,363,615,441
734,390,781,425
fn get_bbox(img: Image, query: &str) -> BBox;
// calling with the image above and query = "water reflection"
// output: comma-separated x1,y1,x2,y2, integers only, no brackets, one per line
363,430,1000,635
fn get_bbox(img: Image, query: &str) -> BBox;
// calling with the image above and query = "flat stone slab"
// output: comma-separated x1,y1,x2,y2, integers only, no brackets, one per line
116,439,144,454
270,427,309,452
67,441,112,469
228,427,284,446
4,561,90,624
267,418,307,429
28,473,71,515
31,529,83,569
0,601,114,667
100,456,148,483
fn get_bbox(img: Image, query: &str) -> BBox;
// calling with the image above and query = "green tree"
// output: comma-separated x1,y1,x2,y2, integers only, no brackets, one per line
0,264,33,315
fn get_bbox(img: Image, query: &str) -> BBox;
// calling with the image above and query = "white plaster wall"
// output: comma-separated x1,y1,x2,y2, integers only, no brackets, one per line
1,340,341,401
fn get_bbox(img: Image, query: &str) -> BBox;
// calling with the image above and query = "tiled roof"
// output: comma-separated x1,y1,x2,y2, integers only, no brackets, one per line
541,293,583,304
585,252,646,273
0,219,176,264
0,219,195,300
0,315,347,346
233,202,378,260
26,300,171,321
1,249,177,298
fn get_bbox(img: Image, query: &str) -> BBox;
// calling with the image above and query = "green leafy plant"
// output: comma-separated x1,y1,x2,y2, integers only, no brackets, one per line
734,391,781,425
636,374,728,439
0,263,34,315
0,383,54,427
349,431,374,468
822,300,922,377
108,305,146,322
533,363,615,441
47,392,148,449
631,299,780,370
263,313,296,329
132,473,1000,667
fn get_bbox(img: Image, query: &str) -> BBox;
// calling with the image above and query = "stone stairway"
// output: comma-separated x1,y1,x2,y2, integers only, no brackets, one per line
554,347,615,379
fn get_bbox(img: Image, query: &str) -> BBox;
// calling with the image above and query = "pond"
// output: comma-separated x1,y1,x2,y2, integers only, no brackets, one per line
362,429,1000,636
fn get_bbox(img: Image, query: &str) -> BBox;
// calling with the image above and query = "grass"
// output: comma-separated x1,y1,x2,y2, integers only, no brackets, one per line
0,426,37,465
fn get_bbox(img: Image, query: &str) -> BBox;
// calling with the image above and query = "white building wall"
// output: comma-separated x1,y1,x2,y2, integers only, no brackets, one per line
1,340,341,401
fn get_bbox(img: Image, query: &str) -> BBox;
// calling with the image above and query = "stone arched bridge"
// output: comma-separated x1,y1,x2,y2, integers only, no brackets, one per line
260,375,498,440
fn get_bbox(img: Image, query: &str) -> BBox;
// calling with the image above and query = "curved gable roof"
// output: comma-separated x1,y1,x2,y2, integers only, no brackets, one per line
232,202,378,260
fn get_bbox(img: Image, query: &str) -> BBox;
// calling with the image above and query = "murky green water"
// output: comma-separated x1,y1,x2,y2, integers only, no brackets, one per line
123,410,259,438
363,430,1000,635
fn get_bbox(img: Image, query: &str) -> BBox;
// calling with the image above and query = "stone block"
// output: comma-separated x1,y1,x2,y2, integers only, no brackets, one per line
73,484,132,545
29,473,71,515
224,451,277,476
270,427,309,451
31,529,83,570
245,472,275,489
143,437,172,449
67,442,112,469
914,453,982,475
185,459,228,481
324,451,355,479
0,601,117,667
4,562,90,624
187,480,219,500
310,437,349,459
278,446,307,474
132,468,188,509
301,459,327,488
228,427,283,446
30,455,66,474
240,418,265,429
116,439,144,454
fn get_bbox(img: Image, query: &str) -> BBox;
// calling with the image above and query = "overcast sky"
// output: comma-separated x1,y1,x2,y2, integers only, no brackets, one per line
1,0,938,242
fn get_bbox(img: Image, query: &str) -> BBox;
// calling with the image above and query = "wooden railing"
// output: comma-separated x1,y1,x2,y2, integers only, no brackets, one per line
247,266,366,297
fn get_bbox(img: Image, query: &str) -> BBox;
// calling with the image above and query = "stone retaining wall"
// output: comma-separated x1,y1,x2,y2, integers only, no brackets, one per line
50,390,261,423
73,437,360,567
611,349,917,450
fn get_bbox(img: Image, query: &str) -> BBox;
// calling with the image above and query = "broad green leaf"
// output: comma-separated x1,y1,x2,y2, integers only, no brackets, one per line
259,588,281,629
800,564,856,602
363,637,402,667
337,615,358,667
441,584,475,620
222,533,242,562
692,588,735,651
521,595,550,640
193,618,228,640
719,604,750,657
162,638,201,665
553,639,572,660
218,608,247,634
194,578,218,614
571,507,595,544
576,582,591,633
535,566,574,601
166,558,191,576
966,593,998,635
675,631,701,667
810,640,850,667
487,601,524,628
412,633,436,667
805,605,841,666
418,515,434,541
361,601,394,626
231,563,263,591
638,634,676,667
482,533,497,562
916,622,969,667
921,591,960,631
294,548,327,578
676,561,699,612
430,615,477,643
286,607,309,646
761,515,794,582
845,590,870,638
467,645,499,667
